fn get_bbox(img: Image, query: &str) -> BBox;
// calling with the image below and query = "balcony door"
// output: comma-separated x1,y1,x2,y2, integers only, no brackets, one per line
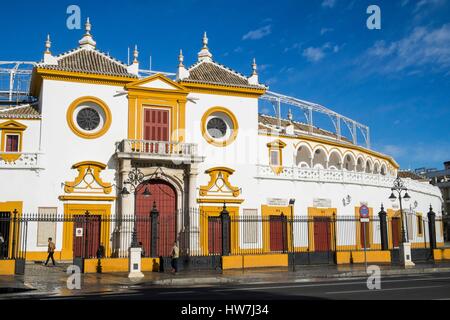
144,108,170,142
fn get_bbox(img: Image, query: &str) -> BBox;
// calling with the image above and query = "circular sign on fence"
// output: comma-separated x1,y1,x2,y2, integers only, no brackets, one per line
359,205,370,218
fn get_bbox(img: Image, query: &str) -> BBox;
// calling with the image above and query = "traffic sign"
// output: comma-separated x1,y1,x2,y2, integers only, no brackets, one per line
359,205,370,218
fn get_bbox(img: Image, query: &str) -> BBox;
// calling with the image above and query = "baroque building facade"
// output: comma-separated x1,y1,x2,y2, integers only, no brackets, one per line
0,20,444,267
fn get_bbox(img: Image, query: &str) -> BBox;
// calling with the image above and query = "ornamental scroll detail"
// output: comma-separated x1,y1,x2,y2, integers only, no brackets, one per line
64,161,112,194
199,167,241,198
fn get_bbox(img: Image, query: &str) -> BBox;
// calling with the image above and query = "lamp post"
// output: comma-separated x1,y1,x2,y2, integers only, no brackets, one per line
120,165,151,278
389,176,414,267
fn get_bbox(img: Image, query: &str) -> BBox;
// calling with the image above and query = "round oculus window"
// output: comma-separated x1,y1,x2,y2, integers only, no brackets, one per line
76,107,101,131
67,97,111,139
207,117,228,139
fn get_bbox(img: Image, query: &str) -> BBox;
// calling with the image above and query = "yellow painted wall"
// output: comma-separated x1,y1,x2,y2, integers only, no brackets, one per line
336,251,351,264
0,260,15,275
434,248,450,261
351,250,391,264
222,254,288,270
83,257,161,273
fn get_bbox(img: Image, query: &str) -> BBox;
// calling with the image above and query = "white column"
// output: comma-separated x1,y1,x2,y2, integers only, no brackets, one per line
188,163,200,255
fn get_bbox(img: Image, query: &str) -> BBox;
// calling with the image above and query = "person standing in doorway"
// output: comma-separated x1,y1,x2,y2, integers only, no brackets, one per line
171,241,179,274
45,237,56,266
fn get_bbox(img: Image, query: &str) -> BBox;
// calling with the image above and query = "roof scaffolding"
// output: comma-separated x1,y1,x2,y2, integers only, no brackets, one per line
0,61,36,105
260,90,371,149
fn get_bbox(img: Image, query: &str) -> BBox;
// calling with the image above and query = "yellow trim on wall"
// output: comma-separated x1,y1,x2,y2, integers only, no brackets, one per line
126,75,188,143
66,96,112,139
267,139,286,175
0,201,23,258
201,107,239,147
261,205,293,253
307,207,337,252
0,120,27,162
416,212,424,237
199,167,241,198
61,203,111,260
63,161,112,194
179,82,266,98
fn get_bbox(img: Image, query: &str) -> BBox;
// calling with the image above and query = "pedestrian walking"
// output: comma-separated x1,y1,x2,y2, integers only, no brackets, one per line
171,241,179,274
45,237,56,266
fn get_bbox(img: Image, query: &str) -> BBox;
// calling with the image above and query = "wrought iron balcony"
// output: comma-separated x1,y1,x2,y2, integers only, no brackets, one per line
0,152,43,169
116,139,203,163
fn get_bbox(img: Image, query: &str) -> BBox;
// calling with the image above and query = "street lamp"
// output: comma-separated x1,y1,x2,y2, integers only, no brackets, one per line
389,177,410,243
120,166,152,248
389,176,415,267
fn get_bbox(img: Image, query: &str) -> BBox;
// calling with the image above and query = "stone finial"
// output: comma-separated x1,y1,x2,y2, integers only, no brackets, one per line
287,108,293,122
79,17,97,49
45,34,51,54
198,31,213,62
177,49,190,81
133,45,139,64
178,49,184,67
248,57,260,85
252,58,258,75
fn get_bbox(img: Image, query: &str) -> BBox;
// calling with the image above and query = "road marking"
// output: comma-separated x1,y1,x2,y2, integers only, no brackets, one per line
326,285,445,295
158,290,196,295
213,276,450,292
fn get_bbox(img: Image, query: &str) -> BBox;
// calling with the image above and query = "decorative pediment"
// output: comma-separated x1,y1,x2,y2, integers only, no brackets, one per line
266,139,286,149
199,167,241,198
0,120,27,131
63,161,112,194
125,74,188,93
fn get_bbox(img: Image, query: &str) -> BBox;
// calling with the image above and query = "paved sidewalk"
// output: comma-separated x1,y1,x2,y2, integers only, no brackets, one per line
1,261,450,299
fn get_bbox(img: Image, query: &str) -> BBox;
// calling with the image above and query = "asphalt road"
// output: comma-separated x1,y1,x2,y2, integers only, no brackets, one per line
31,271,450,301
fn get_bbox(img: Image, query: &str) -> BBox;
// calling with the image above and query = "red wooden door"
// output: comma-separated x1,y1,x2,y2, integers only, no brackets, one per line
136,180,177,257
391,218,400,248
73,215,101,258
313,217,331,252
144,109,169,141
269,216,286,252
360,221,371,249
208,217,222,255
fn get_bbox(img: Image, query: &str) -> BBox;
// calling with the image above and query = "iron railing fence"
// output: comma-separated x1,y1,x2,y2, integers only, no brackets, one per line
0,211,27,260
0,209,443,261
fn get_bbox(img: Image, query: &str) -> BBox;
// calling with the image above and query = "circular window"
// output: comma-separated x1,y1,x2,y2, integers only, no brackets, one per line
201,107,238,147
207,117,227,138
76,108,101,131
67,97,111,139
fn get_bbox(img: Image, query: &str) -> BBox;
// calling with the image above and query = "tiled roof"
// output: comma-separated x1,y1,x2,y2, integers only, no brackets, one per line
398,171,428,181
181,61,266,90
258,114,351,142
38,48,138,78
0,104,41,119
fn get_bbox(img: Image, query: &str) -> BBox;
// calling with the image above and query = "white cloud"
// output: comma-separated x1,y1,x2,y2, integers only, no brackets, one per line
321,0,336,8
413,0,446,12
303,47,325,62
366,24,450,74
242,25,272,40
302,42,341,62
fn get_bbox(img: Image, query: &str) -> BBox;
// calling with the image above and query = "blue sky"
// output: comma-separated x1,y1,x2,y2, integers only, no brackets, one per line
1,0,449,170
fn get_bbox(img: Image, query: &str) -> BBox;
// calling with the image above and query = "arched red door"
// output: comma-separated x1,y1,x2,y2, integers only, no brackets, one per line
136,179,177,257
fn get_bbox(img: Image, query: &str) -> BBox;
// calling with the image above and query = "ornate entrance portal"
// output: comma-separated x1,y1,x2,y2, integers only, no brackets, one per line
136,179,177,257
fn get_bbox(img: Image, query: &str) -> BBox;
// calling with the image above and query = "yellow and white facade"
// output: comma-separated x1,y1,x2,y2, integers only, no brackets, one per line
0,19,444,264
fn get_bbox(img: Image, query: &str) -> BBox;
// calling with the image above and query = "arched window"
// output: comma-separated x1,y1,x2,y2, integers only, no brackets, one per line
356,156,365,172
296,145,312,168
343,153,356,171
313,147,327,169
328,150,342,170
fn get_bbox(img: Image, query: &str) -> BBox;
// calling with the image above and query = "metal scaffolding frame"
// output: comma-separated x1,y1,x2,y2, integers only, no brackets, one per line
0,61,36,104
260,90,371,149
